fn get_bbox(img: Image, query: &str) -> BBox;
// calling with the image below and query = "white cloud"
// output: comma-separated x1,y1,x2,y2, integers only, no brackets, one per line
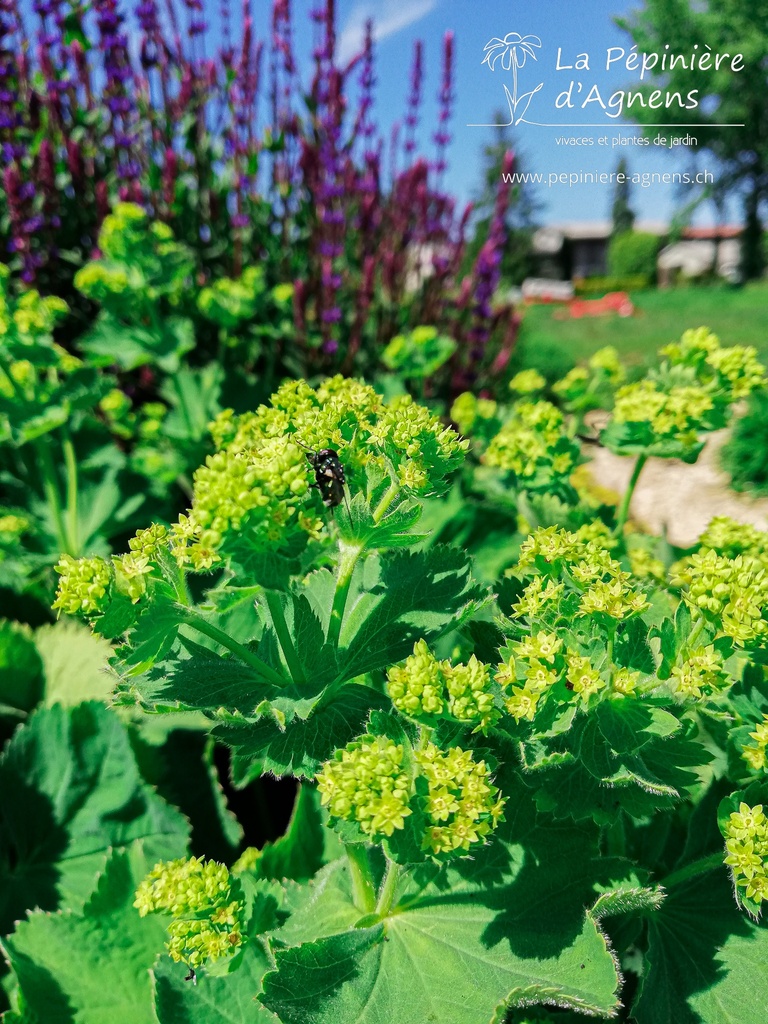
337,0,438,64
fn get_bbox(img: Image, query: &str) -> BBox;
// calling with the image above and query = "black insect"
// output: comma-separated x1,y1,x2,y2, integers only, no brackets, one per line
295,440,348,510
184,967,197,985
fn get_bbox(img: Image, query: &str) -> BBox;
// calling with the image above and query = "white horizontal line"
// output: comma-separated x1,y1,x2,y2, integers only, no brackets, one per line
467,121,745,128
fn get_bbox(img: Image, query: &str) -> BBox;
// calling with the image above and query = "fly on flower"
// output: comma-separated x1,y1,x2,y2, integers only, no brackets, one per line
294,439,349,511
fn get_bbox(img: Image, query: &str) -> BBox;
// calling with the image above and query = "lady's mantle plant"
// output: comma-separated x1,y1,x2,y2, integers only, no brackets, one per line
34,362,768,1024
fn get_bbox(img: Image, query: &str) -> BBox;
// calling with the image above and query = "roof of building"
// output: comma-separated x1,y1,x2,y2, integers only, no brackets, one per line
533,222,743,251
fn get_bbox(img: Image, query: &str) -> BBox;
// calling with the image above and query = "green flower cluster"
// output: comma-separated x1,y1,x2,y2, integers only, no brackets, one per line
0,276,68,341
75,203,194,306
605,328,765,454
496,631,626,721
496,523,660,722
516,522,646,622
98,388,168,444
212,376,467,501
697,516,768,562
508,369,546,395
483,399,580,483
317,735,412,839
0,269,94,444
0,513,28,540
449,391,499,437
627,544,666,583
552,346,624,409
587,345,624,382
579,572,650,620
134,857,245,968
317,734,504,856
552,366,589,404
671,549,768,646
381,325,457,379
415,742,504,855
661,327,765,400
370,394,469,493
667,646,728,701
174,435,314,566
612,379,714,443
197,266,266,330
52,555,112,617
53,377,468,607
723,803,768,903
742,715,768,773
386,639,499,730
53,524,172,621
516,522,616,576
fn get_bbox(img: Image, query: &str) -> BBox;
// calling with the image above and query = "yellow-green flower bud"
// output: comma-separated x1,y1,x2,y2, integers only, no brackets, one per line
53,554,112,618
742,715,768,772
722,802,768,904
387,642,498,729
317,735,412,839
135,857,245,969
415,743,504,856
509,369,546,394
565,651,605,701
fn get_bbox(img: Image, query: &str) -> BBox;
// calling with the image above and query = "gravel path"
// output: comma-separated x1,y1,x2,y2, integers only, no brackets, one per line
585,429,768,547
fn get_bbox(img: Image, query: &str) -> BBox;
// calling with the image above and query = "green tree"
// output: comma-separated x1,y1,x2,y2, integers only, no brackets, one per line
611,157,636,235
617,0,767,278
464,116,543,286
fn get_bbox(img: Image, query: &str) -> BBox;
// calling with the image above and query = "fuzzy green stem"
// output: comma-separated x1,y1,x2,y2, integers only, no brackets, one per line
375,856,401,918
327,542,362,650
182,611,286,686
265,589,306,684
684,612,707,654
327,478,404,650
372,479,402,524
35,438,71,556
613,452,648,538
345,844,377,914
62,432,80,556
661,852,725,890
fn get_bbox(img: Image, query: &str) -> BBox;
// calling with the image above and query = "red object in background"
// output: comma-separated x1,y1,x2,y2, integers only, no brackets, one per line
568,291,634,319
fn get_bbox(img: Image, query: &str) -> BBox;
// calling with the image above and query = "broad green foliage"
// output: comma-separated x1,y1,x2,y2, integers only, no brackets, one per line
3,336,768,1024
1,850,169,1024
0,701,189,935
0,618,112,719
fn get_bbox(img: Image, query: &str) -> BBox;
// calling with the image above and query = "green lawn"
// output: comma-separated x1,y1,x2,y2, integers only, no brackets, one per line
513,283,768,379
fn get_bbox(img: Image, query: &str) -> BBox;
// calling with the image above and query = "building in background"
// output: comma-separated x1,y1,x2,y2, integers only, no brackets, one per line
532,222,743,284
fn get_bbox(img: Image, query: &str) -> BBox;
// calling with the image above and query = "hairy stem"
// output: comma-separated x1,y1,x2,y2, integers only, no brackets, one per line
265,589,306,684
684,612,707,654
345,844,377,914
35,437,71,556
613,452,648,538
661,852,726,890
372,479,402,524
62,431,80,556
327,477,403,650
182,610,286,686
375,856,401,917
328,541,362,650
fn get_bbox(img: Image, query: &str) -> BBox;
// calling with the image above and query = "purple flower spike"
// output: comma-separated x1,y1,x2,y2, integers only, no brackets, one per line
403,41,423,160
